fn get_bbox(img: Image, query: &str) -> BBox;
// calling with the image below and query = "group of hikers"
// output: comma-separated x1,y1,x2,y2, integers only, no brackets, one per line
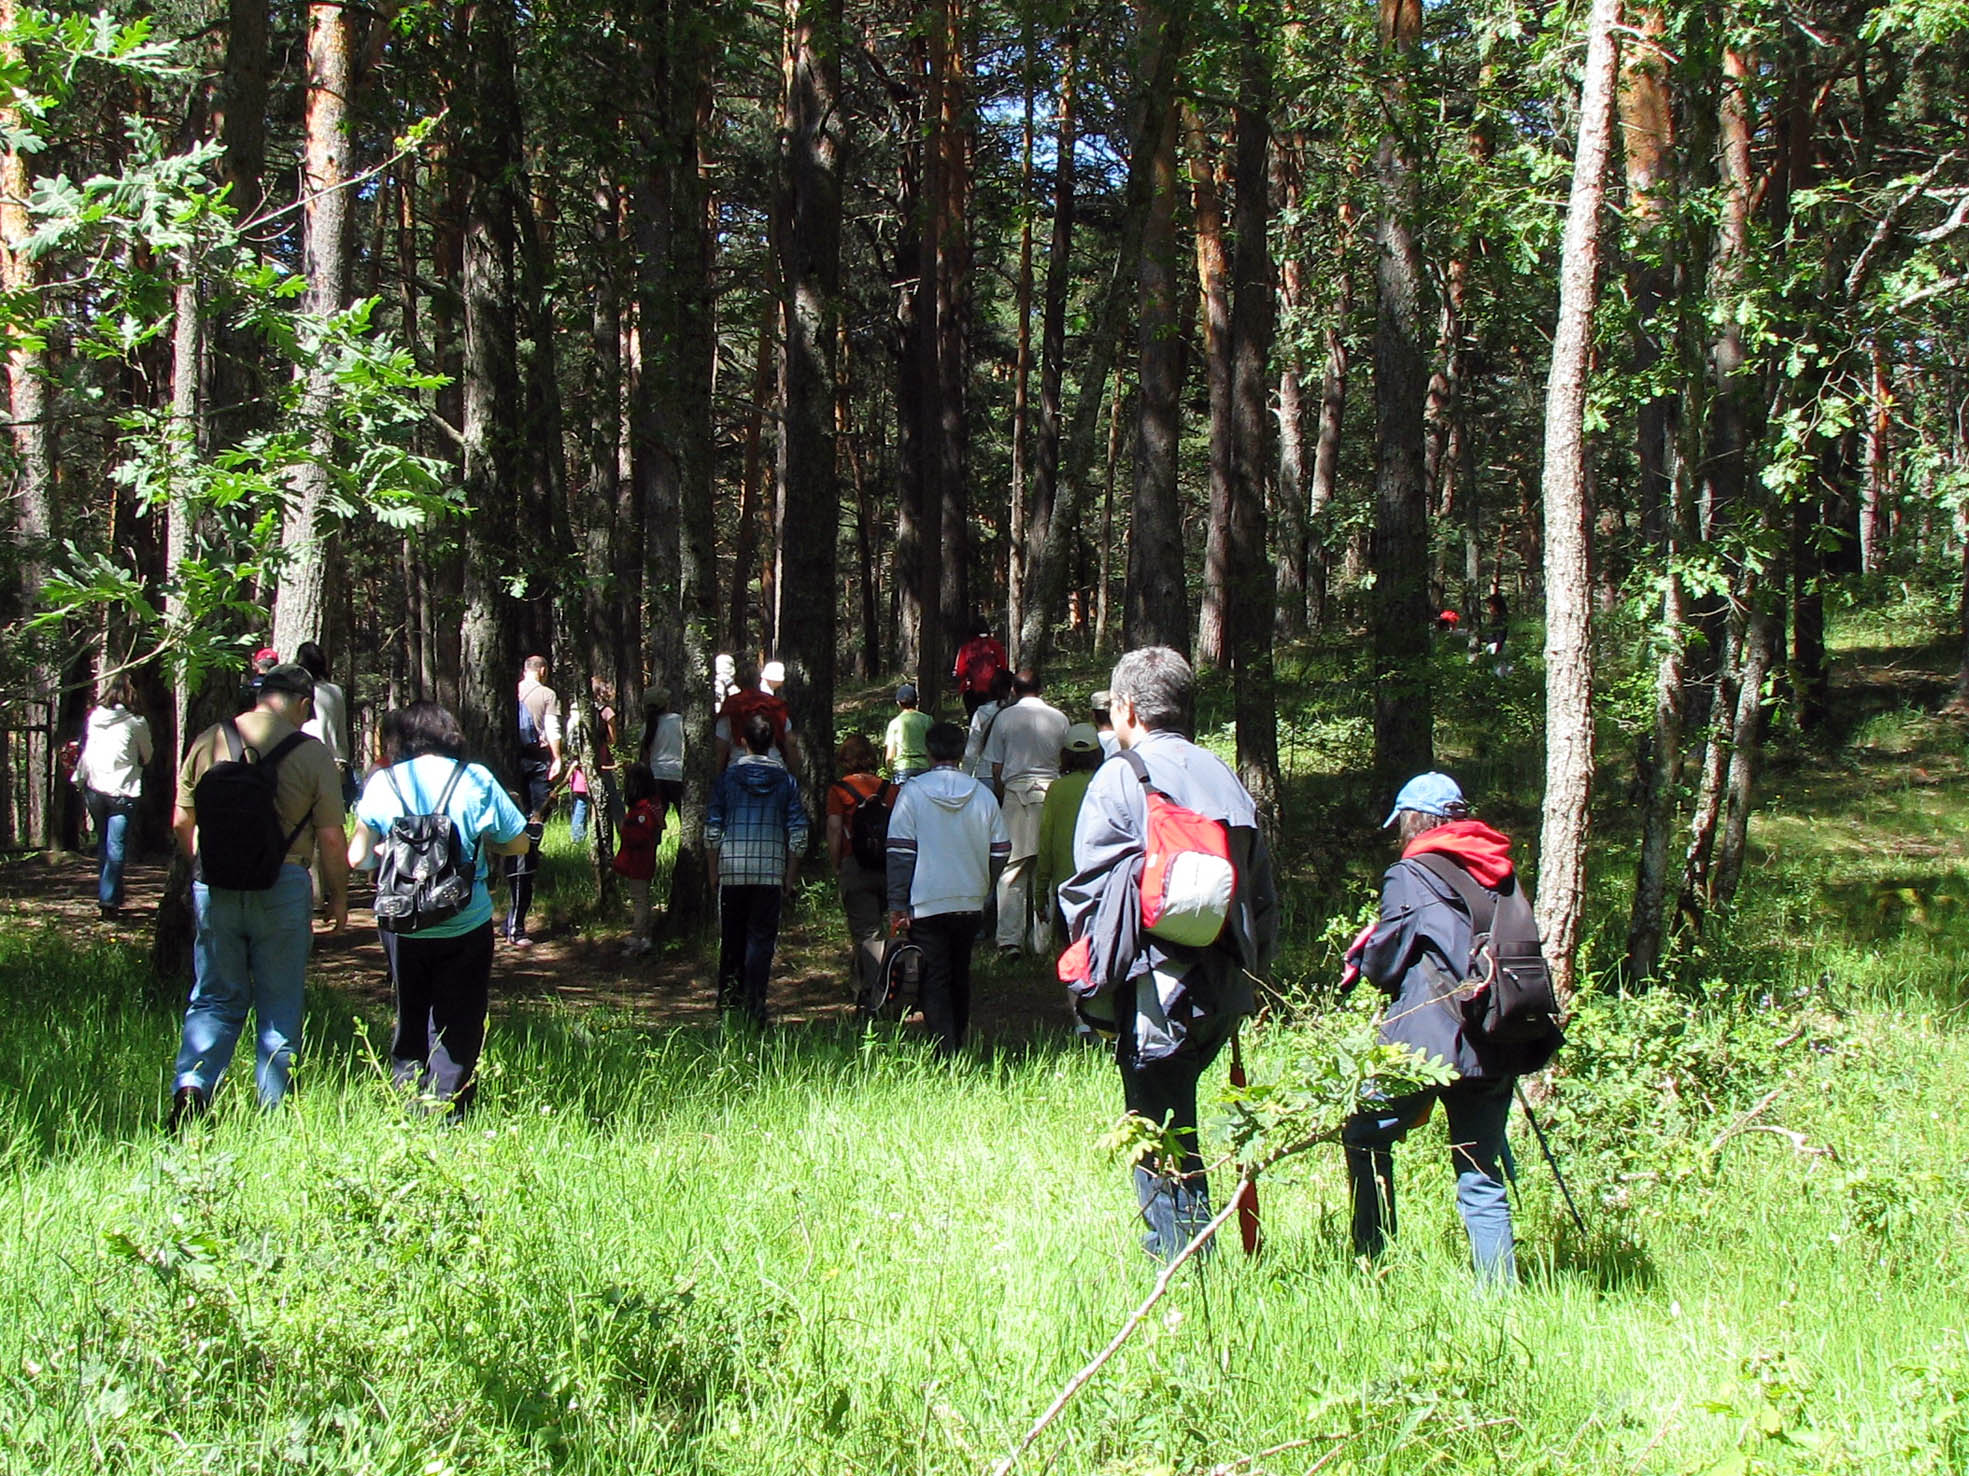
69,626,1562,1283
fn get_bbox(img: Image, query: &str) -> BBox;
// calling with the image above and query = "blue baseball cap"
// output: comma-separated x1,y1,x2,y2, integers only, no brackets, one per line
1383,772,1468,829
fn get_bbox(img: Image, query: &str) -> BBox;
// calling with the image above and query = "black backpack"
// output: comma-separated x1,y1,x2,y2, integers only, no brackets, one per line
1409,852,1564,1056
192,720,312,890
371,762,477,934
833,779,893,870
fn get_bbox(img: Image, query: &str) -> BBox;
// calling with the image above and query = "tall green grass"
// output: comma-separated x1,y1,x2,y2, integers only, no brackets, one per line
3,603,1966,1473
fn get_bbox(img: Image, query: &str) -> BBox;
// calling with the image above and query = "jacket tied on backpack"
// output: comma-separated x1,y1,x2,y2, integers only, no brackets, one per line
1355,820,1564,1079
1057,730,1279,1061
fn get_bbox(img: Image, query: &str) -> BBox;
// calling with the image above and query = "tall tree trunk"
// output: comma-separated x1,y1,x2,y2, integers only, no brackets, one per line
1620,2,1676,547
1019,27,1077,664
1272,135,1309,642
1005,10,1036,656
1095,367,1123,655
1307,203,1354,632
1124,0,1189,652
731,298,776,656
666,17,720,929
581,178,628,706
932,0,971,696
1369,0,1432,789
272,0,354,657
1861,342,1891,574
1228,25,1278,825
1711,589,1781,908
774,0,842,819
1188,110,1233,671
1534,0,1622,997
1,4,55,846
455,0,525,768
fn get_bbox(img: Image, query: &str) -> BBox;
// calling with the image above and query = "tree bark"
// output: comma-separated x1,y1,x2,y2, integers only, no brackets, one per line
455,0,525,770
1272,136,1308,642
1228,25,1278,828
1369,0,1433,789
1020,25,1077,666
1307,203,1354,632
1532,0,1621,996
272,0,355,657
1124,0,1189,653
774,0,842,822
1188,110,1233,671
1,1,55,846
1006,11,1036,656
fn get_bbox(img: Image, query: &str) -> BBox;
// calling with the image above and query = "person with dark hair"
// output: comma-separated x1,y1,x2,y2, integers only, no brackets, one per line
348,700,531,1115
639,685,685,809
885,683,931,781
952,621,1007,718
1339,772,1560,1287
826,734,893,1008
612,763,664,957
506,654,562,946
73,673,153,919
982,668,1068,955
167,663,347,1127
706,710,810,1025
1061,645,1277,1261
886,720,1009,1054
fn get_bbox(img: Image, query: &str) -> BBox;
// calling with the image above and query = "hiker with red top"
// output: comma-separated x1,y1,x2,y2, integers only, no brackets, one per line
953,620,1007,719
1059,646,1277,1263
1340,771,1563,1288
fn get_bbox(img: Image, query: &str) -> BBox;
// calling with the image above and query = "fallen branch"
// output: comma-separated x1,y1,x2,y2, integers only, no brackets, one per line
987,1177,1254,1476
1706,1089,1835,1162
1204,1435,1337,1475
1740,1123,1837,1160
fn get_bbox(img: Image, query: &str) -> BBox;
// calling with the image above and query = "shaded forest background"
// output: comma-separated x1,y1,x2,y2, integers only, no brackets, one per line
1,0,1966,984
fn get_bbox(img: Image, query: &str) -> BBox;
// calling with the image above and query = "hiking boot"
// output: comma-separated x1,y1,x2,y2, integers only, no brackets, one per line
166,1085,209,1133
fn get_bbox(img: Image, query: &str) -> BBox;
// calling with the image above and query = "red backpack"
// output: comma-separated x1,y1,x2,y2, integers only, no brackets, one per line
1118,747,1237,946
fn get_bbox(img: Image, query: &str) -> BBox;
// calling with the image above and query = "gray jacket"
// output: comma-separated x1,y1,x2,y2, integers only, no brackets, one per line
1059,730,1278,1058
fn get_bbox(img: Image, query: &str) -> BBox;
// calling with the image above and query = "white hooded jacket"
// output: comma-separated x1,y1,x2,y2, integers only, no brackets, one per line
885,766,1010,919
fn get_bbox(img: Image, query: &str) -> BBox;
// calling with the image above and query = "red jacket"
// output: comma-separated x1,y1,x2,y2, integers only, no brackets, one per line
612,798,663,880
953,636,1006,695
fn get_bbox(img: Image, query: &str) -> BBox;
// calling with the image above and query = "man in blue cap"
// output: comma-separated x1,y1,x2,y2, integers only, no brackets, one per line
1339,771,1560,1287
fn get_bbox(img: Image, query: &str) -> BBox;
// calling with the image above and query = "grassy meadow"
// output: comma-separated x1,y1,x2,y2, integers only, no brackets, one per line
1,604,1966,1474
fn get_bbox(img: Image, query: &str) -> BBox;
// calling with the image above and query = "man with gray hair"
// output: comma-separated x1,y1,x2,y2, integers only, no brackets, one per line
1060,645,1278,1261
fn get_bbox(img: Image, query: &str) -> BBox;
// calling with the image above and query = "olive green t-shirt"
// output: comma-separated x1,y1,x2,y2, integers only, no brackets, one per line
176,711,346,866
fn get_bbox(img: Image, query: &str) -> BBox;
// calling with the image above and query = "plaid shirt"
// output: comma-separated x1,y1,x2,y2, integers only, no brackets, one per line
707,754,810,887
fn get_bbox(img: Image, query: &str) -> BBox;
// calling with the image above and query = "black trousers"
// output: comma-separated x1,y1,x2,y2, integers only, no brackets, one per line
503,766,551,937
912,910,981,1054
717,885,784,1022
381,921,495,1113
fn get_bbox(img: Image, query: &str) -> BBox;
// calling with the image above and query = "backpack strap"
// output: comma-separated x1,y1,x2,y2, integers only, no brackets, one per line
1408,852,1502,936
1118,745,1155,792
221,716,247,762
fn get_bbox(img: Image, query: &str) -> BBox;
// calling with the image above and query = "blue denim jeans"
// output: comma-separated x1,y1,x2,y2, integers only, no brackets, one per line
174,863,314,1106
84,788,135,907
1344,1076,1518,1286
570,796,589,844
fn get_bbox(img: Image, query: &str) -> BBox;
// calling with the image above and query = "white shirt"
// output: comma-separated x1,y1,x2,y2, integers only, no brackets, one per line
75,705,153,798
642,711,685,781
304,680,350,767
982,696,1069,782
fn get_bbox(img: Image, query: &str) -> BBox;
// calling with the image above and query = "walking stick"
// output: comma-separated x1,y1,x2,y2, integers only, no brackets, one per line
1515,1083,1589,1239
1230,1032,1260,1256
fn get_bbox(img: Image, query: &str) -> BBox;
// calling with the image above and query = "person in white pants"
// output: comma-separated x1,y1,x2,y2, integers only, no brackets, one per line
982,669,1068,955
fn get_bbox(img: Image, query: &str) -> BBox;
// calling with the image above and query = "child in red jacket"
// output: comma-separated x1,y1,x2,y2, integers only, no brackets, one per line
613,764,664,956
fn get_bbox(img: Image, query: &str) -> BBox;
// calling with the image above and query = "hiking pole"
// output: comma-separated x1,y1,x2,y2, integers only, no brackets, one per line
1514,1083,1589,1239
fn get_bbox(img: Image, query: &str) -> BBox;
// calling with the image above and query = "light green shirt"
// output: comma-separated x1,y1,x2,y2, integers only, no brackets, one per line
885,709,933,779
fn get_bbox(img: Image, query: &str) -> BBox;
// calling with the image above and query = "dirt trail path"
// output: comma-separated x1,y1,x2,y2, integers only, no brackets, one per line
0,852,1078,1049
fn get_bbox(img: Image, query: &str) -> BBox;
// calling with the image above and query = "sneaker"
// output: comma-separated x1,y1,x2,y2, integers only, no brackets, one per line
509,933,535,949
998,945,1022,961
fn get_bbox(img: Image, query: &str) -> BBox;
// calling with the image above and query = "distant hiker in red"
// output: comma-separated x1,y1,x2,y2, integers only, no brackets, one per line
612,763,663,957
1341,771,1563,1288
953,622,1007,719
